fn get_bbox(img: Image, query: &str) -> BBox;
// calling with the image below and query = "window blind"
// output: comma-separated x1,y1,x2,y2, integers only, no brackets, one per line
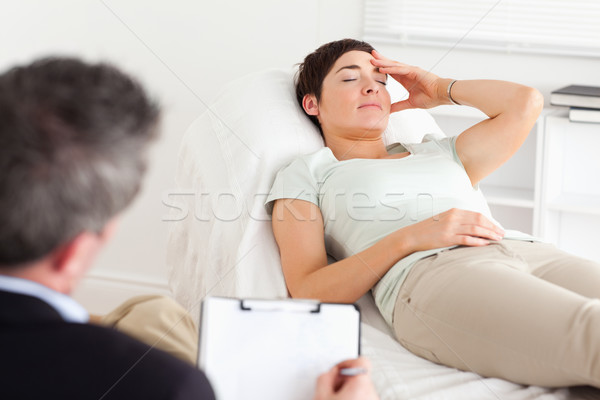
364,0,600,58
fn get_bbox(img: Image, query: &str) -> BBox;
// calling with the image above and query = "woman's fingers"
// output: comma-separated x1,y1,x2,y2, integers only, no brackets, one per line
371,57,410,69
448,209,504,239
371,56,420,77
456,235,492,247
370,51,412,74
371,61,413,76
465,210,505,237
371,53,444,109
371,50,411,68
371,49,391,62
437,209,505,245
462,224,503,242
407,209,505,252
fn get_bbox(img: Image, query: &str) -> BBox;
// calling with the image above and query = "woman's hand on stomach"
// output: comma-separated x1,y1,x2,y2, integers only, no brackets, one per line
398,208,505,252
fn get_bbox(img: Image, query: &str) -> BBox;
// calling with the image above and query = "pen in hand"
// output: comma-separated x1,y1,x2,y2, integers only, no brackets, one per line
339,367,367,376
314,358,379,400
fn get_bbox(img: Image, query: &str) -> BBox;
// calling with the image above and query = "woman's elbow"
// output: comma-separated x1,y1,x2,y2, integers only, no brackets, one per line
287,284,303,299
286,278,312,300
520,87,544,118
287,279,328,301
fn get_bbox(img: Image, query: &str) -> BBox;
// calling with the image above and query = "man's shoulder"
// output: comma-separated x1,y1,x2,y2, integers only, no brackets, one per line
0,321,215,399
54,323,216,398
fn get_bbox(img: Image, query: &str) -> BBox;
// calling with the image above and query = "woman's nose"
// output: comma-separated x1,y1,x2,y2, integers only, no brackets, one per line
363,80,379,95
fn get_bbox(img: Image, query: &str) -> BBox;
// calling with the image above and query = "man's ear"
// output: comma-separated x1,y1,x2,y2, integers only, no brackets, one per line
50,219,119,293
52,218,120,273
302,94,319,116
51,233,96,275
99,218,120,244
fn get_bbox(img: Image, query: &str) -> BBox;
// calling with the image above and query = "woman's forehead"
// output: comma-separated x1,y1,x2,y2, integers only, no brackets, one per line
324,51,380,84
331,50,375,72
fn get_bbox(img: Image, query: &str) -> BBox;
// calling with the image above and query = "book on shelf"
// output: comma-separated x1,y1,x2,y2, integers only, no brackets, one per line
569,107,600,124
550,85,600,109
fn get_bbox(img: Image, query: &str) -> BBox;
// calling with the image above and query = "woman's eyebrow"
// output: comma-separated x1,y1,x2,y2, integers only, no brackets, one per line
335,65,360,74
335,65,385,76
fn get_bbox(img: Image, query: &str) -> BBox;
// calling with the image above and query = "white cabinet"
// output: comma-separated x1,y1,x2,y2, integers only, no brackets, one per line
539,111,600,263
429,106,600,263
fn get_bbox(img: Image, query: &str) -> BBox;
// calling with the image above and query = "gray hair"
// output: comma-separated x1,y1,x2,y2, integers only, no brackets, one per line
0,57,159,266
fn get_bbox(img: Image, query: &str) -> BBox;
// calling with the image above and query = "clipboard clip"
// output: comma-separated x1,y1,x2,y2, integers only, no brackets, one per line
240,299,322,313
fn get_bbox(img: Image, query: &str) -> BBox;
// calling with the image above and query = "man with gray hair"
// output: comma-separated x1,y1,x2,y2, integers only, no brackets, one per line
0,57,215,399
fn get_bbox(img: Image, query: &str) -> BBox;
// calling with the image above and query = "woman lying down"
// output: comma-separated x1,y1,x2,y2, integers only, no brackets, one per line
265,39,600,388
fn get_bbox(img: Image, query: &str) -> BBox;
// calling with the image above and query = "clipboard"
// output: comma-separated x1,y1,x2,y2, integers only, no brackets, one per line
198,296,361,400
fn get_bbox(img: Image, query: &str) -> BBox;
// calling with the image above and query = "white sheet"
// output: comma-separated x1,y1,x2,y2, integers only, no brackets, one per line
168,68,600,399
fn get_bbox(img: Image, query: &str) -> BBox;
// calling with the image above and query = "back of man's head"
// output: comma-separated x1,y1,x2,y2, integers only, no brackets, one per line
0,57,159,268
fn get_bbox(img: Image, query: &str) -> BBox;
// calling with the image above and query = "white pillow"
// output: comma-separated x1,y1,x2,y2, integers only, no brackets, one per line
167,68,444,319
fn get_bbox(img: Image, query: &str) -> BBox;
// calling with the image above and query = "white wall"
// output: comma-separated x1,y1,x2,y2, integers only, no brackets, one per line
4,1,599,313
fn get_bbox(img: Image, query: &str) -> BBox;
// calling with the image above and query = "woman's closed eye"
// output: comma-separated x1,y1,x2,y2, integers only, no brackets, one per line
375,73,388,86
342,78,387,86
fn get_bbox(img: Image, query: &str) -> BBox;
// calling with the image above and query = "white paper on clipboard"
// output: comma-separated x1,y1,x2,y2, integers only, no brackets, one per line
198,296,361,400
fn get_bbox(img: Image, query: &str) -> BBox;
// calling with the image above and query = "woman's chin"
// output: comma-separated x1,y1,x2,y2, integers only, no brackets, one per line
326,122,388,139
360,116,389,133
356,123,387,137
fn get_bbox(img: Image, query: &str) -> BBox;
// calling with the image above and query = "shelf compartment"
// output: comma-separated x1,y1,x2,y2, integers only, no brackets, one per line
480,184,535,208
488,204,534,235
542,210,600,264
546,193,600,216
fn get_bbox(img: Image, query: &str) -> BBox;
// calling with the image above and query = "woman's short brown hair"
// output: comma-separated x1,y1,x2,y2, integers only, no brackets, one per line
295,38,375,134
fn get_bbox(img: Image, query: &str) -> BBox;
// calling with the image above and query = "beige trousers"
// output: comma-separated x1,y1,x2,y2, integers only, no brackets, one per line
100,295,199,365
393,240,600,388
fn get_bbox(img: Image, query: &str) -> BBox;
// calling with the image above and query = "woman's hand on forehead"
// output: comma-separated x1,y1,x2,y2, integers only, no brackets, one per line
370,50,446,112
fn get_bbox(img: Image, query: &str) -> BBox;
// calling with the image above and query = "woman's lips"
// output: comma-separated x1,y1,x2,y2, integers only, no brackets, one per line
358,103,382,110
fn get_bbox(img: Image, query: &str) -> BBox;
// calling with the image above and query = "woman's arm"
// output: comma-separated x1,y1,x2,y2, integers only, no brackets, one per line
272,199,504,303
445,79,543,186
371,51,544,186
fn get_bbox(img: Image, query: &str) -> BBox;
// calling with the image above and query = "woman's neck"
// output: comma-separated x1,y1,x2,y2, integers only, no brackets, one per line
324,133,390,161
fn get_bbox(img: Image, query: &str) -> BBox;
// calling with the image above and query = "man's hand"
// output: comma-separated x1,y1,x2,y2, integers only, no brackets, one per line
313,358,379,400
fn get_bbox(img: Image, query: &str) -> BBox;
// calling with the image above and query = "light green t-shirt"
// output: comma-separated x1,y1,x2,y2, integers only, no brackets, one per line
265,135,534,326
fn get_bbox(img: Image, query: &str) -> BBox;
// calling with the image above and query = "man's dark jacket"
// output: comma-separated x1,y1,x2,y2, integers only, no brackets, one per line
0,290,215,400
